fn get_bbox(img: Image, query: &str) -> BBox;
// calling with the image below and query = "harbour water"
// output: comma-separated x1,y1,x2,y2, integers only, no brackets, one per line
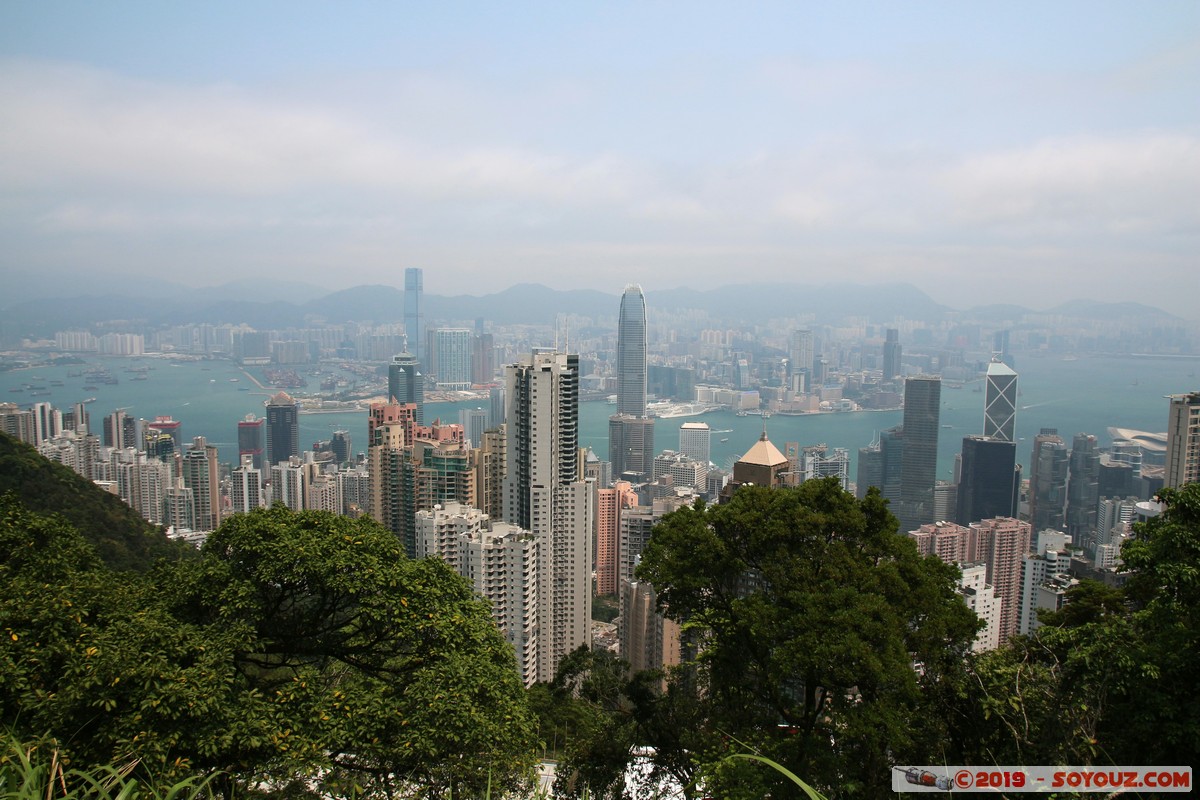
2,353,1196,481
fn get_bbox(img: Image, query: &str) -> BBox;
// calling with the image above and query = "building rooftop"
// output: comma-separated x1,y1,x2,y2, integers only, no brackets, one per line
738,432,788,467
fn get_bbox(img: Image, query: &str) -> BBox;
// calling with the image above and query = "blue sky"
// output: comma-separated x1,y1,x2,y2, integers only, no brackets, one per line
2,2,1198,315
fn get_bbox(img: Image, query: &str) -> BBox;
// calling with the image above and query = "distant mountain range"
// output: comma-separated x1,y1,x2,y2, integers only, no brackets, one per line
0,279,1184,341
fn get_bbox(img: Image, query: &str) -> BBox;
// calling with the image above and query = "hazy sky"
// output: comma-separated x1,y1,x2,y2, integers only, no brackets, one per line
3,2,1198,315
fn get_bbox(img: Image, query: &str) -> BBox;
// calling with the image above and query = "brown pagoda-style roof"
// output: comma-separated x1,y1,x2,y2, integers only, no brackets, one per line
738,432,788,467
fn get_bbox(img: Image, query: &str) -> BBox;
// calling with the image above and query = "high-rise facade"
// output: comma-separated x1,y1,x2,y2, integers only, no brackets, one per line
181,436,221,532
1165,391,1200,488
503,349,593,683
616,285,648,415
415,502,540,685
1066,433,1100,546
789,329,814,392
387,353,424,426
404,267,424,364
679,422,712,465
237,414,265,470
898,376,941,531
983,360,1018,443
608,414,655,481
264,392,299,467
434,328,474,390
956,435,1018,525
882,328,901,381
1029,428,1068,532
231,454,264,514
609,285,655,480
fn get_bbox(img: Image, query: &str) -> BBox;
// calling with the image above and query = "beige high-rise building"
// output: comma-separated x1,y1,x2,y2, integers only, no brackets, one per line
1166,391,1200,488
415,502,540,685
504,350,593,683
181,436,221,532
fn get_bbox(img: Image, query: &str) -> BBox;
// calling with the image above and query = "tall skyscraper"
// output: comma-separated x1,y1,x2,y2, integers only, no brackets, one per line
789,329,815,392
265,392,300,467
404,267,424,364
897,376,941,531
504,349,593,683
983,360,1018,443
387,353,424,425
956,435,1018,525
679,422,712,465
609,285,655,480
181,436,221,532
882,328,901,381
231,454,264,514
102,409,136,450
609,414,655,481
1029,428,1068,532
237,414,265,470
616,285,648,415
1165,391,1200,488
330,430,352,464
434,328,474,390
1066,433,1100,546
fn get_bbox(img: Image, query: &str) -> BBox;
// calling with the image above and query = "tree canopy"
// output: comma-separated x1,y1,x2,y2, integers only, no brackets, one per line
1,498,539,798
635,480,980,797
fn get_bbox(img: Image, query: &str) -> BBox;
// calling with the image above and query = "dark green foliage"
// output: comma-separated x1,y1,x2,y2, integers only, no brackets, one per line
636,480,980,798
1,498,539,798
0,432,189,570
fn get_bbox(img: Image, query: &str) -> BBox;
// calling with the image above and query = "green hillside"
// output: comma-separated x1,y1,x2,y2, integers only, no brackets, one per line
0,432,190,570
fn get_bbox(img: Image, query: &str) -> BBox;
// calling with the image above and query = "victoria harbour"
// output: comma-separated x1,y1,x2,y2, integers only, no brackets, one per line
3,352,1193,481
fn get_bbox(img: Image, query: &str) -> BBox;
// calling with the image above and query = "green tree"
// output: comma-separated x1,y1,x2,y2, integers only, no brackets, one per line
1,499,539,797
635,481,979,798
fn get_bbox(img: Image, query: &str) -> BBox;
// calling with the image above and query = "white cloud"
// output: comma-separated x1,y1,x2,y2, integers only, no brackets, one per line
940,134,1200,236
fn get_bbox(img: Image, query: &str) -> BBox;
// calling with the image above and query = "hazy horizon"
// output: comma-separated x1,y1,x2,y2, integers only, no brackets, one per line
3,3,1198,316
